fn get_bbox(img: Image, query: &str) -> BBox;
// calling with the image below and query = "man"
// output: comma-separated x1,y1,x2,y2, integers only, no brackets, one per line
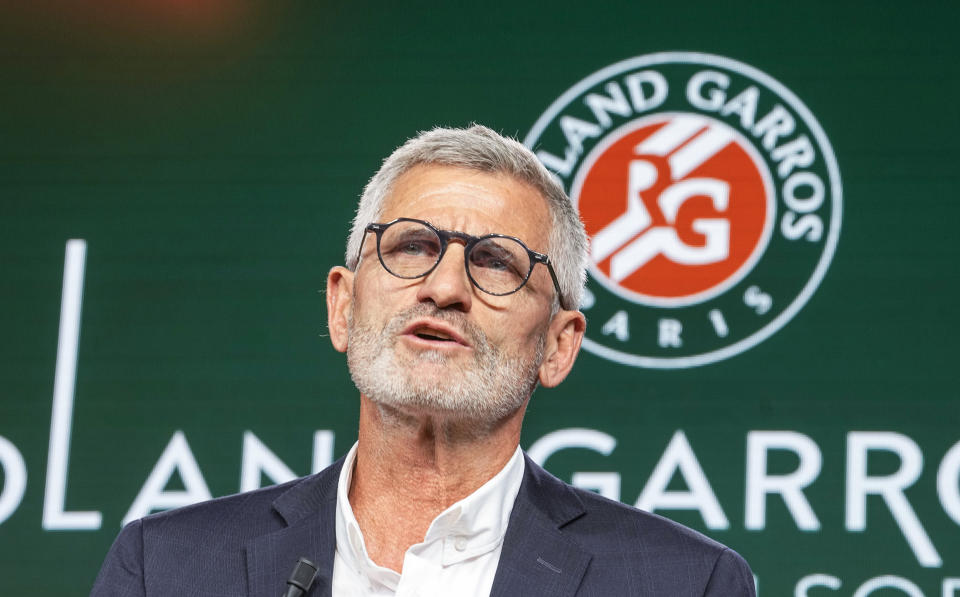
92,125,755,596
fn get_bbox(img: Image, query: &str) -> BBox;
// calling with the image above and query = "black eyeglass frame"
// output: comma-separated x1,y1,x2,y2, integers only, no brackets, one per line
359,217,568,310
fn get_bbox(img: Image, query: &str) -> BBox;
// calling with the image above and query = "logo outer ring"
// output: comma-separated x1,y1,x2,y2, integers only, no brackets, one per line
524,51,843,368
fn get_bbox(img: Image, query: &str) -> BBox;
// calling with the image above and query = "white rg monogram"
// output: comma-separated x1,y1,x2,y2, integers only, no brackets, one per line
591,115,734,282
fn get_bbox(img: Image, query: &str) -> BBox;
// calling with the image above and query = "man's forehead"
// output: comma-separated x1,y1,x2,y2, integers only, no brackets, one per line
378,164,551,243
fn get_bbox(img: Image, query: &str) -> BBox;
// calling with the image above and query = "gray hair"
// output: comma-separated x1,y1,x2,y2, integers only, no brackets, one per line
345,125,587,311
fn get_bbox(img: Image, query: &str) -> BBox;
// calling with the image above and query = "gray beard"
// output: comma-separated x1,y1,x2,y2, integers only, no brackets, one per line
346,303,544,425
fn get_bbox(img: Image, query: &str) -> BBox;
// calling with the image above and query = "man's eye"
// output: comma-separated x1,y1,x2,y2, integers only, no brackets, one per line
393,239,438,256
472,249,513,272
480,257,509,271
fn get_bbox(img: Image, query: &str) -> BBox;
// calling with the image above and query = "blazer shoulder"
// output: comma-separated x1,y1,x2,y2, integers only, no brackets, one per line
524,454,729,556
521,456,755,595
572,484,728,551
91,460,345,596
138,457,344,545
139,477,295,538
566,485,755,595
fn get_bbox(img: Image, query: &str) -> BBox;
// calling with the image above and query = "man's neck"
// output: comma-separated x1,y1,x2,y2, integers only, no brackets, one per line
347,395,525,572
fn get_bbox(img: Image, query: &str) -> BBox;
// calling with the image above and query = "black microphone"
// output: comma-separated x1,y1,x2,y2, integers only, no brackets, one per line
281,557,319,597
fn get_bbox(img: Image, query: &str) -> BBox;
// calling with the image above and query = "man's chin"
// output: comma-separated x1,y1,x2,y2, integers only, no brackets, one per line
399,346,467,366
369,393,523,431
396,352,476,380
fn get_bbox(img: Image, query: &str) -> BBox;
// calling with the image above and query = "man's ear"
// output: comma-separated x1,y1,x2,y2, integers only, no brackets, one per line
538,309,586,388
326,266,354,353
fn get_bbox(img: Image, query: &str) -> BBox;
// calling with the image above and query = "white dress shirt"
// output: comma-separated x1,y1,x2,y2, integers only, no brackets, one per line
331,442,525,597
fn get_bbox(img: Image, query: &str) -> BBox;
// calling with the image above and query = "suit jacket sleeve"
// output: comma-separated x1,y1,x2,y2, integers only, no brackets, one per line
703,547,756,597
90,520,146,597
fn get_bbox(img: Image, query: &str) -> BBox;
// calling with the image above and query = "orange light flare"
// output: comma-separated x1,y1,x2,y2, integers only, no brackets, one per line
2,0,257,46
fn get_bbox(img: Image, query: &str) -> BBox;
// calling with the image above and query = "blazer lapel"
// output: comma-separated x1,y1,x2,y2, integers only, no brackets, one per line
489,455,592,597
245,459,343,597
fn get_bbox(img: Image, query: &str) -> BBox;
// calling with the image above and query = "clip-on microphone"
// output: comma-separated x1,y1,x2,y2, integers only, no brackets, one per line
282,557,318,597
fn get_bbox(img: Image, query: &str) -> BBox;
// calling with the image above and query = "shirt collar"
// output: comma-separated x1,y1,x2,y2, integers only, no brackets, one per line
334,441,525,583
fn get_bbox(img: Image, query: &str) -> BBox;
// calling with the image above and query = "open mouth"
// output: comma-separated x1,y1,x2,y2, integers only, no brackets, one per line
403,320,469,347
414,331,454,342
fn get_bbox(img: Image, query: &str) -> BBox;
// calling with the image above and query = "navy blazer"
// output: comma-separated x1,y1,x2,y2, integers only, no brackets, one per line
91,454,755,596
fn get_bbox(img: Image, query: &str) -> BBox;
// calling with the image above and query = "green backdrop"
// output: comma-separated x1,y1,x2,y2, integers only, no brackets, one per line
1,2,958,595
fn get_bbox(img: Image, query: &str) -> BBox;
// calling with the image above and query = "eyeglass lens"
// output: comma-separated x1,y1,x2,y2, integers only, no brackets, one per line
377,220,532,296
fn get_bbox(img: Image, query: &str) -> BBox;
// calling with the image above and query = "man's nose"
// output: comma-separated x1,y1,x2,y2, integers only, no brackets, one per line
416,244,473,311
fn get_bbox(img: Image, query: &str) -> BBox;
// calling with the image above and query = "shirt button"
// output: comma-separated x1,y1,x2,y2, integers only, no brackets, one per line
454,536,468,551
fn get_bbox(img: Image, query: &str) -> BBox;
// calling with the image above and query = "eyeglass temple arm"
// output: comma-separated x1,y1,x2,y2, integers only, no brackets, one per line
355,224,389,269
539,257,569,311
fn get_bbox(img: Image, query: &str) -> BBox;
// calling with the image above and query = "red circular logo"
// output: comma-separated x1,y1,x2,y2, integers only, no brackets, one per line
573,113,774,306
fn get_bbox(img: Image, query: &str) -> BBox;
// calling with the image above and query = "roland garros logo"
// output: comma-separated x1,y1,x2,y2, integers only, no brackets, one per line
525,52,842,368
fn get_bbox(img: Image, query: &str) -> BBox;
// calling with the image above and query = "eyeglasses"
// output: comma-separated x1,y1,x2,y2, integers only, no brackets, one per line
359,217,567,310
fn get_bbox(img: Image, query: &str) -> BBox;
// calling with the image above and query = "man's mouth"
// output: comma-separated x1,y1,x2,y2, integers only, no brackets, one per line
415,330,453,341
402,320,470,348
